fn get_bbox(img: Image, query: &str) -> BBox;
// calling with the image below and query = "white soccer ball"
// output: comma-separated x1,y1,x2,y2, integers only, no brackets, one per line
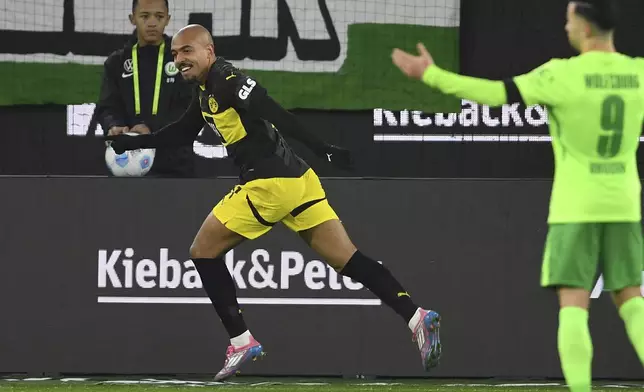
105,133,155,177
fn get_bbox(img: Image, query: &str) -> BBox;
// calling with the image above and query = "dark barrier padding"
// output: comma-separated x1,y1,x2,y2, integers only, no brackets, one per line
1,105,555,179
0,177,641,378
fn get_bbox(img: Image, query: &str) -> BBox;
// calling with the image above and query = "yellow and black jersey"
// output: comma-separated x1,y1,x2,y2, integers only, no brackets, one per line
148,57,330,183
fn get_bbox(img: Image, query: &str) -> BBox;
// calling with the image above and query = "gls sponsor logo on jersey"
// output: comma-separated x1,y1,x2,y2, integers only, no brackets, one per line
97,247,381,306
238,78,257,100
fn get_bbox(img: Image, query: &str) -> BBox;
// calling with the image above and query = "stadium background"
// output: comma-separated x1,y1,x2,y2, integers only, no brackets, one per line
1,0,644,382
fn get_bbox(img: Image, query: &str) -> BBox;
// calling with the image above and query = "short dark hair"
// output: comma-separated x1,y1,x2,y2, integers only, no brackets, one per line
573,0,617,32
132,0,169,12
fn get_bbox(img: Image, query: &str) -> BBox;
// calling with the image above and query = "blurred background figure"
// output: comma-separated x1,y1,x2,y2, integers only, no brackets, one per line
92,0,196,178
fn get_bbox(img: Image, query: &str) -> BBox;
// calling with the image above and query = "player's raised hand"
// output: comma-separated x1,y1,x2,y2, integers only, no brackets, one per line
392,42,434,80
323,144,354,171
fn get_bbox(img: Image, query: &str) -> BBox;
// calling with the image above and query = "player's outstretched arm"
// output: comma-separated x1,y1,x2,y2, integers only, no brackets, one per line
394,43,565,110
249,93,328,155
104,94,204,154
421,66,512,107
233,76,354,170
392,43,518,107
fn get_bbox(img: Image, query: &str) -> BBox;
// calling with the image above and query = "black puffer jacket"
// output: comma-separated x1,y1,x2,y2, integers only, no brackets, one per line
93,34,196,177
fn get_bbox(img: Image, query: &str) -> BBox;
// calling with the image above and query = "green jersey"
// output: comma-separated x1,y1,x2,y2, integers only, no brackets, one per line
514,51,644,223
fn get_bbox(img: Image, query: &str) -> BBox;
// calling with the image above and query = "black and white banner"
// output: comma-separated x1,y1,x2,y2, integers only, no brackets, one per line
0,177,642,378
0,0,458,72
373,100,550,143
97,246,381,307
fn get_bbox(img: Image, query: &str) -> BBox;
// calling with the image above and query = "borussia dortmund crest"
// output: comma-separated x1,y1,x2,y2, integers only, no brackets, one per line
208,96,218,113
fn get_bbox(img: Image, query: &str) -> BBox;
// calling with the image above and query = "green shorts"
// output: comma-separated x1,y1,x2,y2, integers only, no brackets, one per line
541,222,644,291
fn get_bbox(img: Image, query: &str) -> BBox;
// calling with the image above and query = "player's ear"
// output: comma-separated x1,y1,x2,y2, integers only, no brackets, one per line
129,14,136,26
580,18,593,38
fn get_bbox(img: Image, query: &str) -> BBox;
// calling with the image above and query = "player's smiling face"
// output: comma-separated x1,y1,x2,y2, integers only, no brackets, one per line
130,0,169,45
171,40,213,83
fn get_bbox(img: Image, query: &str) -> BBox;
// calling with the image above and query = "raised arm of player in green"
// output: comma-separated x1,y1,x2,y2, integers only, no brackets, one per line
391,42,566,108
422,59,567,108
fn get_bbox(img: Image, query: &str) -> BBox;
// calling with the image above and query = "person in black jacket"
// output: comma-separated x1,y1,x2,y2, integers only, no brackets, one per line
93,0,196,177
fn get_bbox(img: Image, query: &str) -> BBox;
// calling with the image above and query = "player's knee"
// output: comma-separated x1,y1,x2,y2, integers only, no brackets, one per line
189,240,226,260
189,242,212,259
557,287,590,309
303,219,357,269
189,242,201,259
612,286,642,308
325,244,358,270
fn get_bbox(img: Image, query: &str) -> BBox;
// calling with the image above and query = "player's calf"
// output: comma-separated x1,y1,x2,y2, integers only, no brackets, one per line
340,248,442,369
189,213,263,378
300,219,442,369
301,220,419,322
614,287,644,366
556,288,593,392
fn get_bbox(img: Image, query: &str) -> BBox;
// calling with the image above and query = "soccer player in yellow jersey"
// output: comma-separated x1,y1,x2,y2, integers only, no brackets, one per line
108,24,442,381
393,1,643,391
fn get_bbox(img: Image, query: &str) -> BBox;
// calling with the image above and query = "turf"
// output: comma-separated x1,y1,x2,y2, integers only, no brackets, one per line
0,378,643,392
0,24,460,113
